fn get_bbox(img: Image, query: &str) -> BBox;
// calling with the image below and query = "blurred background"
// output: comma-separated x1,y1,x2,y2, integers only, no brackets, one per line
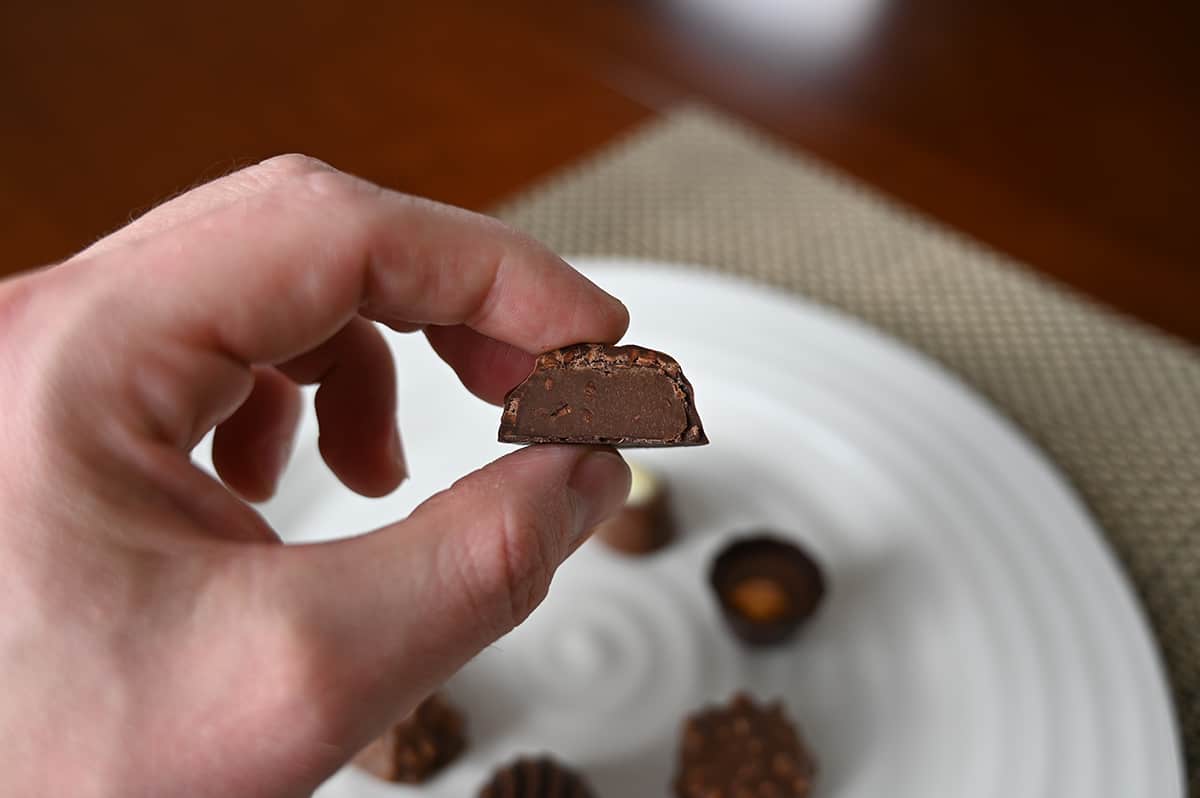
3,3,1198,793
1,0,1197,341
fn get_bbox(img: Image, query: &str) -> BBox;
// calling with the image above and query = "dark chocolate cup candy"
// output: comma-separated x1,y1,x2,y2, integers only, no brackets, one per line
709,534,826,646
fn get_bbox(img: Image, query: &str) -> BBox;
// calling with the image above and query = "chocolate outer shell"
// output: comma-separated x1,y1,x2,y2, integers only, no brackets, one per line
498,343,707,447
477,756,597,798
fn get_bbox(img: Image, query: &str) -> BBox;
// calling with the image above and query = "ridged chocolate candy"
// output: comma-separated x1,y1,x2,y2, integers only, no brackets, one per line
477,756,596,798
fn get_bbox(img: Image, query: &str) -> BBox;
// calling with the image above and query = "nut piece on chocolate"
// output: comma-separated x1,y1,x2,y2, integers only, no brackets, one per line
595,460,676,554
675,693,816,798
498,343,708,447
477,755,597,798
709,535,826,647
352,691,466,783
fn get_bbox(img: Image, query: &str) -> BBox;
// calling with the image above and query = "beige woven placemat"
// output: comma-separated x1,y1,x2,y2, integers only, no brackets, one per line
491,107,1199,790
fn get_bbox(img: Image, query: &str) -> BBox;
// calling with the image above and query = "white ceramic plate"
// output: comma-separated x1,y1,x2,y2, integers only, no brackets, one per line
197,260,1183,797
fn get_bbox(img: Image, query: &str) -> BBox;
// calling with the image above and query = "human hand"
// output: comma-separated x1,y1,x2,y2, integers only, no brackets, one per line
0,156,631,796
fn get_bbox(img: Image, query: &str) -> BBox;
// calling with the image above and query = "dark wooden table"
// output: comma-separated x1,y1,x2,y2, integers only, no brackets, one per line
3,1,1198,341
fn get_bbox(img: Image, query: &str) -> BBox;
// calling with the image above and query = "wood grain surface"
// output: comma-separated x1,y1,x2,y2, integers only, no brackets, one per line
2,0,1197,341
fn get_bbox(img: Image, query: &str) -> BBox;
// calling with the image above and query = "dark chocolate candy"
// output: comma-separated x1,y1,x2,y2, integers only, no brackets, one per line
710,535,826,646
674,693,816,798
595,460,676,554
477,756,597,798
352,692,466,783
498,344,707,447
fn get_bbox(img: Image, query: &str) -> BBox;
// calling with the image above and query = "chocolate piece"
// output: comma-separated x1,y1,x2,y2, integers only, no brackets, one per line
477,756,597,798
595,460,676,554
498,344,707,447
675,693,816,798
709,535,826,646
352,691,466,783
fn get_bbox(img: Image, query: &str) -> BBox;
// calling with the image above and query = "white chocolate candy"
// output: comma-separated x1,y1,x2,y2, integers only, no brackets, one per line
626,460,659,506
596,460,675,555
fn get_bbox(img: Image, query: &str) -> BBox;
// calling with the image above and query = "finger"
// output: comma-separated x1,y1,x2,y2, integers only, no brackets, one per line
210,367,302,503
268,445,630,742
79,160,628,449
424,324,535,405
277,317,404,498
77,154,336,259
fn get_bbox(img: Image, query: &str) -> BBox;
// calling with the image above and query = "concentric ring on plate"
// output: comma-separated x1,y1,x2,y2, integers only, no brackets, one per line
282,261,1182,798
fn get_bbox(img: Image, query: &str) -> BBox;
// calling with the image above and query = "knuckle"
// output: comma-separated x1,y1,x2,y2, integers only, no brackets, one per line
203,154,337,204
298,166,383,205
449,488,564,636
255,153,333,180
498,514,556,628
260,607,352,742
0,279,29,336
492,492,565,628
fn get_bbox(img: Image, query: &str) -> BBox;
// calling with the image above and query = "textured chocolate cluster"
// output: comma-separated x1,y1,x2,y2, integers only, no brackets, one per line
352,692,466,783
675,693,816,798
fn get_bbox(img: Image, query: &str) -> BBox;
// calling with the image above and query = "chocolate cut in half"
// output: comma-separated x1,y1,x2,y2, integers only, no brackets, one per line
352,691,466,783
675,692,816,798
477,755,597,798
709,535,826,646
594,459,676,554
498,343,707,447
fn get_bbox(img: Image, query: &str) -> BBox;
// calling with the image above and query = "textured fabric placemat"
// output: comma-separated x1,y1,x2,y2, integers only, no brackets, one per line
491,107,1199,790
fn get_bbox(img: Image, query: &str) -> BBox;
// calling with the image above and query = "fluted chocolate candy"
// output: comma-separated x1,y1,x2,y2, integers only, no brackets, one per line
498,344,707,447
675,693,816,798
352,692,466,783
477,756,597,798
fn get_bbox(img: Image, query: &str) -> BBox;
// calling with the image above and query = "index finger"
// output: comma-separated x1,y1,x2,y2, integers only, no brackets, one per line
93,157,628,365
73,158,628,444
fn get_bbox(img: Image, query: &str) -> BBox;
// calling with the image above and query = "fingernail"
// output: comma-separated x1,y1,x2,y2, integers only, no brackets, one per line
265,434,295,490
567,449,631,542
389,428,409,483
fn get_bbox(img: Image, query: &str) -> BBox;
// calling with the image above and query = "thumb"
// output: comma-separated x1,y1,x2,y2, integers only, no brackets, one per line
390,445,631,645
272,444,630,740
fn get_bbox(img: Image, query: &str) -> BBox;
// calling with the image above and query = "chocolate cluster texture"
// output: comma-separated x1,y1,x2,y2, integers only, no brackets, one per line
710,535,826,646
675,693,816,798
352,691,466,783
477,756,597,798
498,344,707,447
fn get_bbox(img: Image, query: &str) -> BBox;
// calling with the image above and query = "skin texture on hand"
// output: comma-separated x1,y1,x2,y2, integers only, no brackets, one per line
0,156,632,797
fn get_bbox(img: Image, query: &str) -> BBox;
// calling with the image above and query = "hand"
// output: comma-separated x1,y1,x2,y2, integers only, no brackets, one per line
0,156,631,797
